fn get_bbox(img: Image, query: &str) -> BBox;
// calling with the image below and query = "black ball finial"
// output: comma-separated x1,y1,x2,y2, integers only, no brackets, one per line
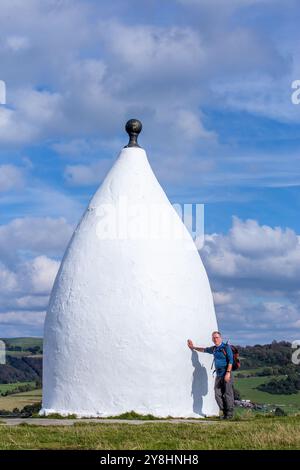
124,119,142,148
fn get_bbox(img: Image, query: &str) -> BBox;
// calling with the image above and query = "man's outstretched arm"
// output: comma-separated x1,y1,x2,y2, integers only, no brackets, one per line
187,339,206,353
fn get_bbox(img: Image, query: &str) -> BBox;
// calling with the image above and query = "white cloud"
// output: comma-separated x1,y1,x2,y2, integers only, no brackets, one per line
201,217,300,342
0,215,71,320
0,88,64,144
0,216,73,264
0,164,25,192
229,217,299,256
212,291,233,305
52,138,106,158
0,263,18,295
5,35,30,52
174,110,217,141
15,295,49,310
0,185,84,225
102,22,205,78
19,255,59,294
64,159,113,186
211,75,300,123
0,241,60,336
1,255,59,298
0,310,45,326
202,217,300,289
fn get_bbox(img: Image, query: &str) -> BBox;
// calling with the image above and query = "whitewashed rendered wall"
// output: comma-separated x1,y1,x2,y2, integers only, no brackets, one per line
41,147,219,417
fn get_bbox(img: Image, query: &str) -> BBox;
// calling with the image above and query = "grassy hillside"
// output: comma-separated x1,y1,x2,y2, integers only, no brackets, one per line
0,382,36,395
0,355,42,383
234,375,300,414
0,416,299,449
1,338,43,350
1,351,34,358
0,389,42,412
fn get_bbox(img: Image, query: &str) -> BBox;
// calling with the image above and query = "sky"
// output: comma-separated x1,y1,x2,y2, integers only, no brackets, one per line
0,0,300,345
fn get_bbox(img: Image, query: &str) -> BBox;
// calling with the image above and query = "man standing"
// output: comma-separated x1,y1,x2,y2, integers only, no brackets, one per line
187,331,234,419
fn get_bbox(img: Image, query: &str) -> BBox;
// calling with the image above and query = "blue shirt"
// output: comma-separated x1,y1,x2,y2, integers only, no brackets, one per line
204,342,233,377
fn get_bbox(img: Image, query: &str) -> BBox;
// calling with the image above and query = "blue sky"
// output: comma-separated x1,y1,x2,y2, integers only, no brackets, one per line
0,0,300,344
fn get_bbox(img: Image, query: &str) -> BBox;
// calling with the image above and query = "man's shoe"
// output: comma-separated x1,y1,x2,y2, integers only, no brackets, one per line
224,415,234,420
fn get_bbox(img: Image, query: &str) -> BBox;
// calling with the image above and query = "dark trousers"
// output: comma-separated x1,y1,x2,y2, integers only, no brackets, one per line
214,374,234,417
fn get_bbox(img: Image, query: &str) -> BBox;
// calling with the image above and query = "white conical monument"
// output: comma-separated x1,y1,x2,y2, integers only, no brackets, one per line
41,119,219,418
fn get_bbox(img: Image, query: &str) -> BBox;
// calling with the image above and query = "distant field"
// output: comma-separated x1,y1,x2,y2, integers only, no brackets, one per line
0,389,42,411
238,367,267,375
234,374,300,414
4,351,39,358
0,382,36,395
0,337,43,349
0,416,299,450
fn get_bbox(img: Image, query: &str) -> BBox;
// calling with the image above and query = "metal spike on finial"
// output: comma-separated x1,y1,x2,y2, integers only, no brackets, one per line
124,119,142,148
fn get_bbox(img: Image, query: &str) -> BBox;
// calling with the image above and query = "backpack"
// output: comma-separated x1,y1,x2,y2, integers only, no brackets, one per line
221,343,240,371
213,342,241,371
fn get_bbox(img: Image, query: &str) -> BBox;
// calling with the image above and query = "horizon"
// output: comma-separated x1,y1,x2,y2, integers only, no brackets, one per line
0,336,294,348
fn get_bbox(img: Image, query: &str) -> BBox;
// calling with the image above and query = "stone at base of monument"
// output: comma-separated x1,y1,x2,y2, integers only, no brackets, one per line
39,409,218,419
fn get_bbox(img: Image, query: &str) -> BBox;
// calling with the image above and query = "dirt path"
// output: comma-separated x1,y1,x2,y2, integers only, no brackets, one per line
0,418,217,426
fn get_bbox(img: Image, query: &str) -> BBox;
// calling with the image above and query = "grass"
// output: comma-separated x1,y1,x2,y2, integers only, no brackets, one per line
0,337,43,349
234,374,300,414
5,351,42,358
4,351,31,357
39,413,77,419
0,382,36,395
107,411,160,420
0,388,42,411
238,367,267,375
0,416,299,449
